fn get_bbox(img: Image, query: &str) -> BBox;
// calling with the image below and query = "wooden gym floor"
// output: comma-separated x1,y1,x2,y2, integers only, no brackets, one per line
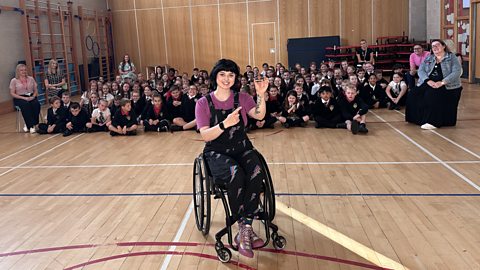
0,84,479,270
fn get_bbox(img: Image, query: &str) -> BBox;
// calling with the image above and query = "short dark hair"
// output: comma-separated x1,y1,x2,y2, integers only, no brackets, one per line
319,86,332,93
70,102,80,110
209,59,240,90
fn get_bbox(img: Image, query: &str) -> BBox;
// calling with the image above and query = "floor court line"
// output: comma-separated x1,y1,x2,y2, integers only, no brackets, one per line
160,200,193,270
0,134,60,163
0,160,479,170
0,134,83,179
371,111,480,192
0,241,388,270
276,201,407,270
393,109,480,159
1,193,479,197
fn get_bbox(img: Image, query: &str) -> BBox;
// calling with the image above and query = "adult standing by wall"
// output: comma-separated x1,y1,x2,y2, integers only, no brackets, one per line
10,64,41,133
44,59,67,98
406,44,430,89
405,39,462,130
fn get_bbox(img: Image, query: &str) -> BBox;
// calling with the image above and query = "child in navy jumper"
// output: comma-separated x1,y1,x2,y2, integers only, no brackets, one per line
171,85,199,131
38,96,67,134
143,94,171,132
311,86,343,128
63,102,89,137
277,90,310,128
338,84,369,134
109,98,138,136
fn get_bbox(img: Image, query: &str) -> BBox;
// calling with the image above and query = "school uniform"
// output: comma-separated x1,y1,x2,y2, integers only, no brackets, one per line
38,106,67,134
88,108,111,132
387,81,407,109
359,83,389,108
312,98,343,128
338,95,369,121
166,96,183,121
297,93,311,115
132,98,146,121
143,104,170,132
181,94,200,122
63,108,89,136
281,103,308,128
111,109,138,136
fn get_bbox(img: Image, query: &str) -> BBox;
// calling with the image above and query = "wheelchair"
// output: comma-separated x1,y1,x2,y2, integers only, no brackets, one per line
193,149,286,262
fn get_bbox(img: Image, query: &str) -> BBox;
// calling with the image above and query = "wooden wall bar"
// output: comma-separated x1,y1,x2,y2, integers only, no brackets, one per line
108,0,409,74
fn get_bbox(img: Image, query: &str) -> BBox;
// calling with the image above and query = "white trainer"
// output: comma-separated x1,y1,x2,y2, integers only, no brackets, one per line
23,125,28,133
421,123,437,130
29,127,36,134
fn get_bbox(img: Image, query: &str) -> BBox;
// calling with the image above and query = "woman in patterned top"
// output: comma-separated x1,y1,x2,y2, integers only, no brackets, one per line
118,54,136,82
44,59,66,98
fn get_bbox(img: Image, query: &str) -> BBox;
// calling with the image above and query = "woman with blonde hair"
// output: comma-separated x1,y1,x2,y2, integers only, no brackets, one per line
44,59,66,98
10,64,41,133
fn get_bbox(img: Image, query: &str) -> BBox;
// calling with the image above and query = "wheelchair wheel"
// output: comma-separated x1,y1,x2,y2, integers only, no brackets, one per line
256,150,276,221
193,155,211,235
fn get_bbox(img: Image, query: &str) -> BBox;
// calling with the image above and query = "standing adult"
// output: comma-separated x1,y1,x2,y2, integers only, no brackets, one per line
356,39,375,66
406,44,430,89
10,64,41,133
44,59,67,98
195,59,269,258
118,54,136,82
405,39,462,129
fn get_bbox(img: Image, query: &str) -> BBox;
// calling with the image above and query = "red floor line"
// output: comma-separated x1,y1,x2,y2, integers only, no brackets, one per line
0,241,392,270
63,250,254,270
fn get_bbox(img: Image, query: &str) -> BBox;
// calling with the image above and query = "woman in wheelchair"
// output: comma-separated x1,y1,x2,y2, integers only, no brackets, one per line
195,59,269,258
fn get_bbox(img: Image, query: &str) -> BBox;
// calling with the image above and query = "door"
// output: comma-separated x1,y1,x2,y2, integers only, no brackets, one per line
252,23,277,68
473,2,480,82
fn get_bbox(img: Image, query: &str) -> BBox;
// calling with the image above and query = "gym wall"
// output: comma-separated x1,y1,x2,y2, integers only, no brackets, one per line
108,0,409,74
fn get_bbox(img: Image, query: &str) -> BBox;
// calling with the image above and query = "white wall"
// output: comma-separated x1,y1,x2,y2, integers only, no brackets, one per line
426,0,441,41
409,0,427,41
0,0,107,108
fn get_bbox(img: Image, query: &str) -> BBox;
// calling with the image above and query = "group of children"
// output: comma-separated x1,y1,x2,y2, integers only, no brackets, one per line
38,56,412,136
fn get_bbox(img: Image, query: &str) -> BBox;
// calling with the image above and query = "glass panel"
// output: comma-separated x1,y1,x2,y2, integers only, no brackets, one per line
457,20,470,57
458,0,470,17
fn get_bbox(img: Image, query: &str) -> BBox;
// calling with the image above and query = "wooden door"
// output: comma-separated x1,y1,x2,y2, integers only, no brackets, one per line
252,23,277,68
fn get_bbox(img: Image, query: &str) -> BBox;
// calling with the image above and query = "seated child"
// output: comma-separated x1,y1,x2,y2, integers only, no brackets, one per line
338,84,369,134
109,98,138,136
375,70,388,90
143,94,171,132
131,90,145,122
360,73,389,109
86,99,111,132
38,96,67,134
311,86,343,129
110,94,122,119
171,85,200,131
277,90,310,128
165,85,183,123
385,72,408,110
63,102,89,137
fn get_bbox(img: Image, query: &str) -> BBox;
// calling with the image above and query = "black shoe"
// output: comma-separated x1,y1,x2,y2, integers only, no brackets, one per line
388,102,395,110
358,123,369,133
351,120,359,134
394,104,401,110
63,130,73,137
126,130,137,136
336,123,347,129
283,122,290,128
170,125,183,132
315,122,321,128
159,119,171,132
110,131,118,136
300,121,307,127
37,129,47,134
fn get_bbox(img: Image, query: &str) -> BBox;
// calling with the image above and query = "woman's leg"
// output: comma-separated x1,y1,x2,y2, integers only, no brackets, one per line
422,86,446,127
204,151,247,220
14,99,35,129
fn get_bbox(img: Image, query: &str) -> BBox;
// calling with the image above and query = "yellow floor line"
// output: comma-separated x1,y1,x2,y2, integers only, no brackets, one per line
276,201,409,270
